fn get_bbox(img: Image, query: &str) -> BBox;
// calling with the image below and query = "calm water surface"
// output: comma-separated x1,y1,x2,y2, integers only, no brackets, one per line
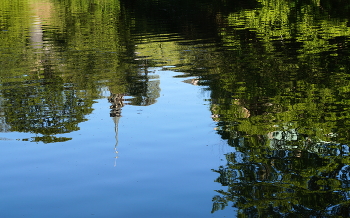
1,0,350,217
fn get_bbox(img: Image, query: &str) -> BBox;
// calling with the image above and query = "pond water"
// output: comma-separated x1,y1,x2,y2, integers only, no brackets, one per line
1,0,350,217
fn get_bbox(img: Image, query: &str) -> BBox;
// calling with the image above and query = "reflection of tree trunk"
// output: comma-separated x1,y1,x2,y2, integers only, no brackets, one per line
29,1,54,76
112,115,120,166
29,16,43,50
29,2,52,51
0,97,11,132
109,93,124,117
109,93,124,166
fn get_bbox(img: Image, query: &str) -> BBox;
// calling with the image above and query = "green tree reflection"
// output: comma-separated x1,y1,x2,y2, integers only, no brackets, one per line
211,133,350,216
61,2,350,214
200,0,350,217
0,0,160,143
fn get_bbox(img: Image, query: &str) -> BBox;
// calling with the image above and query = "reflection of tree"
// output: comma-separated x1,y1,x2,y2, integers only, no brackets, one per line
108,93,123,164
112,114,121,166
108,68,160,117
109,93,124,118
211,132,350,216
125,68,160,106
189,0,350,217
117,4,350,214
108,68,160,162
121,0,257,40
2,74,94,143
0,0,94,143
0,97,10,132
0,0,163,143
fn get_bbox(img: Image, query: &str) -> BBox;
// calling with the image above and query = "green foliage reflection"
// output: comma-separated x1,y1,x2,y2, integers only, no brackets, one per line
0,0,160,142
203,0,350,217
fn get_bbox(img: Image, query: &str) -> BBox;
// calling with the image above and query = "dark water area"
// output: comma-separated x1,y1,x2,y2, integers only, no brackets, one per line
1,0,350,217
